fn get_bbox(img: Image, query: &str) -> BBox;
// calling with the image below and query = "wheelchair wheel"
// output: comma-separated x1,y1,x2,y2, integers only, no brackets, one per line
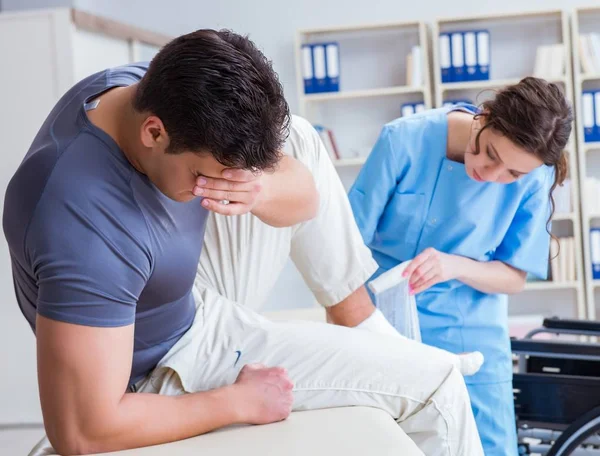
546,405,600,455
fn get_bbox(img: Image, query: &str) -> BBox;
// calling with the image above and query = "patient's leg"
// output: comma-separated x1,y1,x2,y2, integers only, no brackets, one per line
141,292,484,456
287,117,379,308
355,301,484,375
194,115,338,310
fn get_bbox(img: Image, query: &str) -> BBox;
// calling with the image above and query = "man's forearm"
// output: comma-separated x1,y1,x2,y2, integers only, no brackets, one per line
251,156,318,227
454,257,526,294
56,386,242,455
326,286,375,327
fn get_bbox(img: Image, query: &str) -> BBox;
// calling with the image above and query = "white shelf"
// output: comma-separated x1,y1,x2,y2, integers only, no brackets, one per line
437,9,563,25
441,76,566,92
573,8,600,320
581,73,600,82
302,86,425,102
296,20,432,180
332,157,367,167
553,213,575,222
584,142,600,152
524,281,579,291
299,20,421,35
432,9,586,320
577,6,600,15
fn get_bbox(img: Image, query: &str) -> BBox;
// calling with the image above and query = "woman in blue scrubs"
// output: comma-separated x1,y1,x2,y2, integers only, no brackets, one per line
348,78,573,455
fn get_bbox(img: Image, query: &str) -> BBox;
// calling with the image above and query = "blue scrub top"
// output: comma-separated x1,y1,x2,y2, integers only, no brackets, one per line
349,105,553,384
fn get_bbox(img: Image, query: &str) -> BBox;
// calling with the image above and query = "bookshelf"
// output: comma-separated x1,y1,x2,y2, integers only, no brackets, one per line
293,10,592,326
432,10,571,108
295,21,431,178
572,6,600,321
303,85,426,102
524,281,579,292
440,76,567,93
432,10,586,321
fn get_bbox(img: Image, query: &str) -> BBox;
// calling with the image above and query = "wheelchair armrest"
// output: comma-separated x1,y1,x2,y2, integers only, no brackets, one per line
511,339,600,362
543,317,600,335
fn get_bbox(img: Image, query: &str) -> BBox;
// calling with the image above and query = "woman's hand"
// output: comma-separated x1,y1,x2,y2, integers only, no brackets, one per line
403,248,458,294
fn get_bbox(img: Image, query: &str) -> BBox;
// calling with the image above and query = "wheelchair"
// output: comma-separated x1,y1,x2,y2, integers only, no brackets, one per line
511,317,600,455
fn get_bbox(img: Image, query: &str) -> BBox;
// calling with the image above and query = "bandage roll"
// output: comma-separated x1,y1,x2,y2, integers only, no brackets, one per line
367,260,411,294
367,259,421,342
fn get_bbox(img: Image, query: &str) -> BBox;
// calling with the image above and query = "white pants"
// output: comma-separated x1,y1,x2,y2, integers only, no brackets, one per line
137,286,483,456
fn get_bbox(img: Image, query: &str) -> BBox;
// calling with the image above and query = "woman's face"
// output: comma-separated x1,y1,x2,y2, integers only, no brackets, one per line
464,117,543,184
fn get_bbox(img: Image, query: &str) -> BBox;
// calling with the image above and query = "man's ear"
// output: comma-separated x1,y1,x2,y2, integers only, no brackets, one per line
140,116,169,149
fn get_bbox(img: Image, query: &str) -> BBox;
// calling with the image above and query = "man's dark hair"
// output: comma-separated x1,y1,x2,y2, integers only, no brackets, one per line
133,29,290,172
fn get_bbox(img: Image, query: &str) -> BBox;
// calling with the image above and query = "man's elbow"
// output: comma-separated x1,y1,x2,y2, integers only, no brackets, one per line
268,186,319,228
50,430,92,456
49,420,116,455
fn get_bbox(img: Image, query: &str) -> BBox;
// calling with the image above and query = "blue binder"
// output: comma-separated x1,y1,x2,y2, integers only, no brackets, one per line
312,44,327,93
595,91,600,142
476,30,490,81
583,91,596,142
401,102,426,117
439,33,452,83
324,42,340,92
401,103,415,117
591,228,600,279
301,44,315,94
451,32,465,82
463,31,477,81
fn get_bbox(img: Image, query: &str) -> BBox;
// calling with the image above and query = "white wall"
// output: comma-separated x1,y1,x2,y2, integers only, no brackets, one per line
73,0,600,312
74,0,599,116
2,0,72,10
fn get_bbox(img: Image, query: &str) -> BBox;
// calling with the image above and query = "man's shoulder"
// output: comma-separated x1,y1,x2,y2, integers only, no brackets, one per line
282,115,325,164
5,132,145,253
38,136,143,230
285,115,317,148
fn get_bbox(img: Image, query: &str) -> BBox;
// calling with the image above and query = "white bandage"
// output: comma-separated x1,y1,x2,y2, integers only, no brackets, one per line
355,308,407,340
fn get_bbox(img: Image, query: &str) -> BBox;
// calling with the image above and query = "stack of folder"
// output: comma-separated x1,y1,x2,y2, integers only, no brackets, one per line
581,91,600,142
590,229,600,280
439,30,490,83
401,102,425,117
301,42,340,94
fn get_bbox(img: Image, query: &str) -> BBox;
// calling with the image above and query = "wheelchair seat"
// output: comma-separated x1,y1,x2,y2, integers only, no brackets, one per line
511,317,600,455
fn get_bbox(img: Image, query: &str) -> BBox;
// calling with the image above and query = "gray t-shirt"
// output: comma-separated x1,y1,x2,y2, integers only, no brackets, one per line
3,63,208,384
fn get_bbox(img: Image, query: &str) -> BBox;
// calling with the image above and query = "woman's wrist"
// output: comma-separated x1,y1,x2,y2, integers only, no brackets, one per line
449,254,470,282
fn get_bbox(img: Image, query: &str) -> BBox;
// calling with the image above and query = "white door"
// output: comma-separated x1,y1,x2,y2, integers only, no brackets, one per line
0,9,66,425
72,28,132,83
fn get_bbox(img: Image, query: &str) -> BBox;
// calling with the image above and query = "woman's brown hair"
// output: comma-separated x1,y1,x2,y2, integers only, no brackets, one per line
472,77,573,239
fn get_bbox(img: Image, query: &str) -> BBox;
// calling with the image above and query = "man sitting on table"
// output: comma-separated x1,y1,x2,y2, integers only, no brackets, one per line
5,28,482,456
